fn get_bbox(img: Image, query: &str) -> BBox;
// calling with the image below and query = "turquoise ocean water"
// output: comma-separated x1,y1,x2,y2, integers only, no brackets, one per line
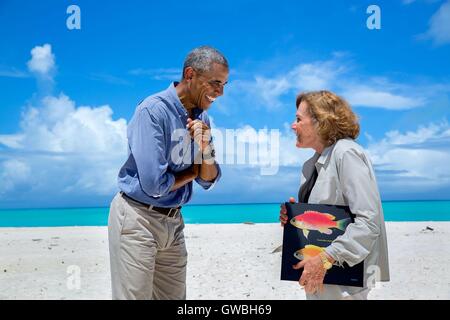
0,201,449,227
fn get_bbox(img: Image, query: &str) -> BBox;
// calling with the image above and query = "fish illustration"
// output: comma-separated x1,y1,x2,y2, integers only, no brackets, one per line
290,210,351,239
294,244,325,260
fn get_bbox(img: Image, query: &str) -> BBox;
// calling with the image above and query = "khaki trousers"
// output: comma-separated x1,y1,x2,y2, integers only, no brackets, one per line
108,192,187,300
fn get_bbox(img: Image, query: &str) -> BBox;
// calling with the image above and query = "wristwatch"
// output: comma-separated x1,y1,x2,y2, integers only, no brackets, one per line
203,143,216,160
319,252,333,270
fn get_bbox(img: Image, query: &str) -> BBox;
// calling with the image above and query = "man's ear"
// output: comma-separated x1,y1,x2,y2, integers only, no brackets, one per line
184,67,194,81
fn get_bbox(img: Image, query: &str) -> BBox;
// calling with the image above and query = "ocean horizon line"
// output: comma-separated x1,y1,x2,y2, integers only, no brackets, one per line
1,200,450,226
1,198,450,211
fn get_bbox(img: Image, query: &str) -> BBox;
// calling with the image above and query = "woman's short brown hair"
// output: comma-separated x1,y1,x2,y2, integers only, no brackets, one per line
296,90,360,146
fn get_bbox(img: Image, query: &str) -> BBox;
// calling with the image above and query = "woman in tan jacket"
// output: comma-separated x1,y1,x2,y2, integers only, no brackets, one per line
279,90,390,300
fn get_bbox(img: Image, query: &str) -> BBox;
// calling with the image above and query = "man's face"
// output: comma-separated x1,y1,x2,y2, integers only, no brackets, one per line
189,63,228,110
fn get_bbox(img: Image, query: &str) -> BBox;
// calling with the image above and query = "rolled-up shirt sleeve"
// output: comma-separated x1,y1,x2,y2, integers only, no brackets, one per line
325,149,381,267
129,108,175,198
195,163,221,190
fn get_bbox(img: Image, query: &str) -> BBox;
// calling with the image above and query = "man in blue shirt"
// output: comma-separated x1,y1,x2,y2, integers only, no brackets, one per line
108,46,228,300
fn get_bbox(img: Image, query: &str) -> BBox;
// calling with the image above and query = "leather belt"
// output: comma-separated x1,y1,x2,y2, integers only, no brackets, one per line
120,192,181,218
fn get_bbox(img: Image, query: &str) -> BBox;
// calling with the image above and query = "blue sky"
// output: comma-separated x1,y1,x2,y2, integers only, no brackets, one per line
1,0,450,208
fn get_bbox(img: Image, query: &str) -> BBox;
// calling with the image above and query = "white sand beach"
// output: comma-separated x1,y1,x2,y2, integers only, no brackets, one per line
0,222,449,300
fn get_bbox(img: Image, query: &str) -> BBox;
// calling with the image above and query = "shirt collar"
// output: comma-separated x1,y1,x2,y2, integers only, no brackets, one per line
315,141,337,168
167,82,189,118
166,82,204,120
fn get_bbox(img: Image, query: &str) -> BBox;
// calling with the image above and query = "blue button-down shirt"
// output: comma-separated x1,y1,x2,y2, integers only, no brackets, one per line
118,82,221,207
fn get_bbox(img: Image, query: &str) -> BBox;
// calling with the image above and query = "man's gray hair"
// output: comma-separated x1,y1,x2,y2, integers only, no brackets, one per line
182,46,228,78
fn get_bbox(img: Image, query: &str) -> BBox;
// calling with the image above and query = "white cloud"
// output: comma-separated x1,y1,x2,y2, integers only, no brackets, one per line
1,92,312,200
0,93,128,196
252,76,291,108
0,160,31,194
218,60,343,111
220,58,431,112
383,122,450,145
203,120,450,203
0,67,29,78
211,121,450,200
235,61,345,109
367,121,450,191
288,61,345,91
27,44,55,77
3,43,450,205
129,68,181,80
0,134,24,149
425,0,450,45
342,85,425,110
210,122,313,176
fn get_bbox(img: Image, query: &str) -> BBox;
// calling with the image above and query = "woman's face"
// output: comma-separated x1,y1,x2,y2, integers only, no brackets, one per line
291,101,323,152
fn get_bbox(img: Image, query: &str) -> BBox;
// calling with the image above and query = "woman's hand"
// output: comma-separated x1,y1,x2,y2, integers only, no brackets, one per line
279,197,296,226
293,255,327,295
